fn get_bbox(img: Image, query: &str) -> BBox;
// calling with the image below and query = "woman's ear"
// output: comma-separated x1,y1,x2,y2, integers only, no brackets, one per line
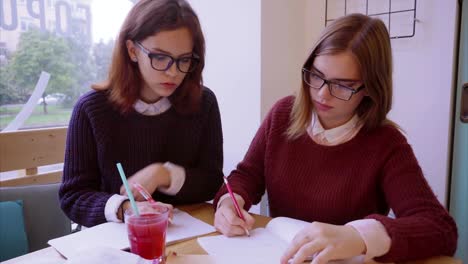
126,40,138,62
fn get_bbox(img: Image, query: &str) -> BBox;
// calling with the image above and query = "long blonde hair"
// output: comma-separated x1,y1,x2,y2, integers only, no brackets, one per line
287,13,397,139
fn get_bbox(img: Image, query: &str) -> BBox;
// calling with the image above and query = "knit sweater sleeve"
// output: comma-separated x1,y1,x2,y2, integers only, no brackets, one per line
59,93,112,227
366,129,457,262
213,97,290,210
175,89,224,203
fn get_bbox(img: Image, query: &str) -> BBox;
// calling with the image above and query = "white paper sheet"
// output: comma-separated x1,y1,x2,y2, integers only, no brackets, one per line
198,228,288,264
49,209,215,258
198,216,366,264
64,247,140,264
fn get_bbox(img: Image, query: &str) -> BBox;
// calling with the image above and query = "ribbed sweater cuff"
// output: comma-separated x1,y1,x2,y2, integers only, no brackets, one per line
216,193,245,210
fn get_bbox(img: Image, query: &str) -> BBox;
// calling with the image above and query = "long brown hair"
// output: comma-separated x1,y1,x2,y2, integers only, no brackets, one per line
287,13,397,139
92,0,205,114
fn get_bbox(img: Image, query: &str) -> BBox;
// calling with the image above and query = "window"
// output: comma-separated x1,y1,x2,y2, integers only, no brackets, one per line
0,42,7,66
0,0,132,131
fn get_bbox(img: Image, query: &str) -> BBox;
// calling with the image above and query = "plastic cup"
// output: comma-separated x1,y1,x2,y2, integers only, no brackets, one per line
124,205,169,263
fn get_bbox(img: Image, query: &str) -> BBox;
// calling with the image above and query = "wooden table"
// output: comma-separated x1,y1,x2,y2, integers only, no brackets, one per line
2,203,461,264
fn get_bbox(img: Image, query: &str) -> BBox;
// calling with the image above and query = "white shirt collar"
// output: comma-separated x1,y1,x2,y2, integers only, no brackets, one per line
307,111,361,146
133,97,171,116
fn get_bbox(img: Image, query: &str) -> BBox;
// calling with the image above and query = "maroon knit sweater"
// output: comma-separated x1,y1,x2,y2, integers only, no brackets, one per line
214,96,457,262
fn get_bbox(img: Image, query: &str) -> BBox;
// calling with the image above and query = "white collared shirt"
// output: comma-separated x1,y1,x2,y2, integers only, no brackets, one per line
104,97,186,223
133,97,172,115
307,111,362,146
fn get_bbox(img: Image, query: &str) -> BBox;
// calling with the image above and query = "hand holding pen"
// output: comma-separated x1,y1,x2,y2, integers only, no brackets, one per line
213,177,254,237
133,183,174,224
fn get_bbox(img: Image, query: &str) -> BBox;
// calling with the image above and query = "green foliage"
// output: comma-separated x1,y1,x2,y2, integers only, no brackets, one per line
64,23,96,105
0,67,21,104
1,27,115,110
93,39,114,84
7,29,77,104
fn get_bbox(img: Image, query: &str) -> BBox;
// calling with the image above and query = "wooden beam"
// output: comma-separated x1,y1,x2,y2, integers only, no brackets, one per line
0,127,67,172
0,171,62,187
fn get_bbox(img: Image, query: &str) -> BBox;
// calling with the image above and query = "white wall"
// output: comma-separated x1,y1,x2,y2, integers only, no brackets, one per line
261,0,308,118
188,0,261,175
388,1,458,205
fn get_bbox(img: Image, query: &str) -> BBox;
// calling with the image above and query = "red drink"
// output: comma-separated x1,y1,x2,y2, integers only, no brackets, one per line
125,206,169,262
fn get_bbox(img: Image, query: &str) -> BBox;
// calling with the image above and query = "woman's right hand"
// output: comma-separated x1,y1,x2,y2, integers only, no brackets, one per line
119,163,170,201
214,198,255,237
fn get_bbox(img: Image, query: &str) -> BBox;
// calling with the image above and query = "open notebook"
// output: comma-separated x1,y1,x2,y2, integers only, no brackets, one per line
49,209,215,259
198,216,365,264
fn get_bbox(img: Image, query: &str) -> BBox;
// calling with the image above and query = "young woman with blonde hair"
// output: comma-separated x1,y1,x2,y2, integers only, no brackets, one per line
214,13,457,263
60,0,223,227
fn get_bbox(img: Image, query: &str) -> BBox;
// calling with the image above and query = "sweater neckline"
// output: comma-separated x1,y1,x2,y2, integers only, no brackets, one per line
304,125,366,149
129,106,175,120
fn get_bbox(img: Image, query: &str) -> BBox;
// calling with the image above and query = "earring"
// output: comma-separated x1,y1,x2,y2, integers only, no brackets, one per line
132,57,137,62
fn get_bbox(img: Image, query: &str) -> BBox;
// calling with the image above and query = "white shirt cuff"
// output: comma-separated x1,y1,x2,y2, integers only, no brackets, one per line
216,192,245,210
157,162,186,195
346,219,391,261
104,194,129,223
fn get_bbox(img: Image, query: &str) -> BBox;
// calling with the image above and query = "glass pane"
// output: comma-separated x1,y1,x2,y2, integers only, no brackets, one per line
0,0,133,131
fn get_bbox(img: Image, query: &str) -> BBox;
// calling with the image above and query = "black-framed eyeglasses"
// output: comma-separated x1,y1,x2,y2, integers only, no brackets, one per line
302,68,365,101
134,41,200,73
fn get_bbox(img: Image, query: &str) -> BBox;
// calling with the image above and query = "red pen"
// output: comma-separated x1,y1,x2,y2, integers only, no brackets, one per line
133,183,157,204
223,176,250,236
133,183,173,224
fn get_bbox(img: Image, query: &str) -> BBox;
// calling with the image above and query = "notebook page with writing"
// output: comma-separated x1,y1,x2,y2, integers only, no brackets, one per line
49,209,215,258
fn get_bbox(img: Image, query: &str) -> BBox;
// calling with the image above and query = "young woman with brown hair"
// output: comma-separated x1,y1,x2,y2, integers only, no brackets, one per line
60,0,223,227
213,13,457,263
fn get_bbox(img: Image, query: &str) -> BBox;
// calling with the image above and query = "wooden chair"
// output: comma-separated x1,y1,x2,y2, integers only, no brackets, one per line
0,127,71,258
0,127,67,187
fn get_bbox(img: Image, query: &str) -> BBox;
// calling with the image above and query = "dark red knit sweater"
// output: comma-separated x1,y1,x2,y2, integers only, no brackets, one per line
214,96,457,262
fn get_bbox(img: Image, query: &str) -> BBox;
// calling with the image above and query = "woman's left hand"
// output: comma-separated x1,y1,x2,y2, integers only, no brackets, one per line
280,222,366,264
120,163,170,201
